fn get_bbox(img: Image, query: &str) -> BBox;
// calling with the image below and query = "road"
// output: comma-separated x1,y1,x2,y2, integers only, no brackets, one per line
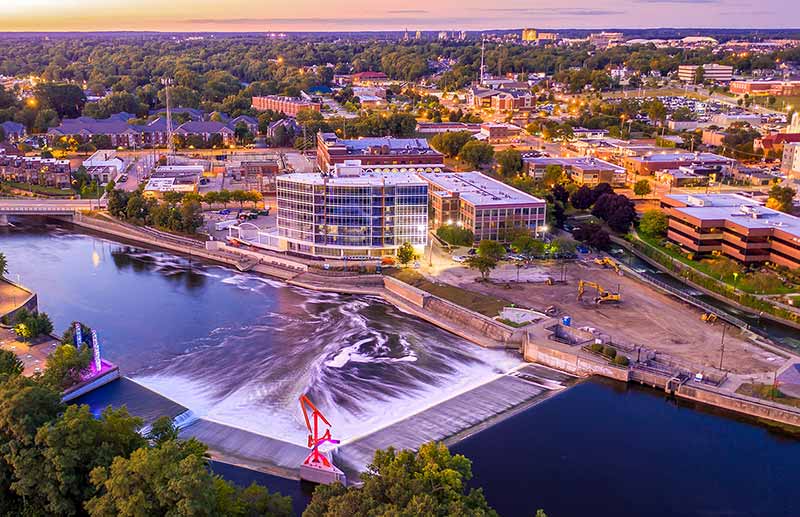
0,199,104,211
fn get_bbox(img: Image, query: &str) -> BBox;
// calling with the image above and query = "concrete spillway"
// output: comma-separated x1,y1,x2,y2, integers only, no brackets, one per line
336,366,569,474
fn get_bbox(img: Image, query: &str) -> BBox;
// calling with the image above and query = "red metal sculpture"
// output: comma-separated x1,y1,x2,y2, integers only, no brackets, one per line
299,395,344,484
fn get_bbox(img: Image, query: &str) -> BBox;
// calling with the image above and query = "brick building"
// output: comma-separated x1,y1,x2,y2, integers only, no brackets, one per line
661,194,800,269
251,95,322,117
316,132,444,172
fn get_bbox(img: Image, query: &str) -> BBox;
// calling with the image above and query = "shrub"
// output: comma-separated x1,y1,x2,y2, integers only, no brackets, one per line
590,343,604,354
602,345,617,359
614,355,630,366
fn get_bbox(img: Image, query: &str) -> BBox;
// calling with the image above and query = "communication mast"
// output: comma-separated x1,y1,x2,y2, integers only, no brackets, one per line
479,36,486,83
298,395,346,485
161,77,175,156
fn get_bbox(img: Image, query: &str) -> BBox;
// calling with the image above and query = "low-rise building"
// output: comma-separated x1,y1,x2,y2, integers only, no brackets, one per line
661,193,800,269
144,165,203,197
275,161,428,258
0,150,71,188
420,171,547,242
416,122,482,134
316,132,444,172
781,142,800,178
677,63,734,83
479,123,523,143
251,95,322,117
623,152,733,176
82,150,126,176
0,121,26,142
523,156,627,187
730,80,800,96
654,168,710,188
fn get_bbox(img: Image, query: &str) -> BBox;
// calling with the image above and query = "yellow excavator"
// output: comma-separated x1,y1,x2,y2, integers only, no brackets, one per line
577,280,621,304
701,312,718,323
594,257,620,274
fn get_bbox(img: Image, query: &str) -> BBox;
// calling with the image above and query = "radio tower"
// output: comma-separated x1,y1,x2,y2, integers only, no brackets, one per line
161,77,175,157
479,36,486,84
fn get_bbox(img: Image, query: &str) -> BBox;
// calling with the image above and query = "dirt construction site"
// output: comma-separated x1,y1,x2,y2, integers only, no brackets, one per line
426,257,787,376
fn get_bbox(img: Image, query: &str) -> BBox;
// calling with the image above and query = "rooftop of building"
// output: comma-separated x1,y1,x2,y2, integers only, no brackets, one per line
319,133,441,155
522,155,624,171
420,172,545,207
665,193,800,237
279,171,426,187
628,152,733,163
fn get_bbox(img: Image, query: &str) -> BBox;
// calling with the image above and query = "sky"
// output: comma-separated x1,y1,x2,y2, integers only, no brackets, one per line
1,0,796,32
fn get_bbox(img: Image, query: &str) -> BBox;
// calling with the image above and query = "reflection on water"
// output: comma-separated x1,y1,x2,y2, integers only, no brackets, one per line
1,220,521,445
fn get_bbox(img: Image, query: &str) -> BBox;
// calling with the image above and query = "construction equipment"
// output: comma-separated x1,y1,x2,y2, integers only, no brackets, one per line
577,280,621,304
701,312,718,323
594,257,620,274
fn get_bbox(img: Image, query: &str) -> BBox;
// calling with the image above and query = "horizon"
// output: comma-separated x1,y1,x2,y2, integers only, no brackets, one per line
3,0,798,32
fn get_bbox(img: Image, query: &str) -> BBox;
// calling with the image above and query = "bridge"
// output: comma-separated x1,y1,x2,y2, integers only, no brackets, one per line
0,199,106,225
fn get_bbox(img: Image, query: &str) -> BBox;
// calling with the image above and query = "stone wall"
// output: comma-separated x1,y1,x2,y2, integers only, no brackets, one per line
523,340,630,382
423,296,521,344
383,276,428,307
0,278,38,321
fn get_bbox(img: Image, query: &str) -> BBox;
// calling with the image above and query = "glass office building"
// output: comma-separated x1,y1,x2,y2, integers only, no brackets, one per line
276,166,428,258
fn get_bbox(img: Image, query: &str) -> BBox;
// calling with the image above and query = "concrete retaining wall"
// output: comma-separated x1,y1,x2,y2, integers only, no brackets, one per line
677,384,800,428
523,340,630,382
0,278,38,321
383,276,428,307
61,367,121,402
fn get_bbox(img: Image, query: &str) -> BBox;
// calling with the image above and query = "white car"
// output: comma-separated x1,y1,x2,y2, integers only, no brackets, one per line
452,255,468,263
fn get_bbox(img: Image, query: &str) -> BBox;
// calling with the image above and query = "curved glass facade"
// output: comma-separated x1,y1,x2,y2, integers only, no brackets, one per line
276,174,428,257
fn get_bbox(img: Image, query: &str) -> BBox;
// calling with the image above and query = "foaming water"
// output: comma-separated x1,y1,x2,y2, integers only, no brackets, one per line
2,221,522,447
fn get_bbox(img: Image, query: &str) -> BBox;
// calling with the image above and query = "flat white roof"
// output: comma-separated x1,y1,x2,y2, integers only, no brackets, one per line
420,172,545,207
666,193,800,238
278,171,426,186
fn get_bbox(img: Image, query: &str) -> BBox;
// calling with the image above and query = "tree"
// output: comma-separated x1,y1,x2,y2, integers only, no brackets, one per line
694,66,705,85
465,255,497,280
592,193,637,233
542,165,564,187
0,349,23,381
13,405,145,516
511,235,544,256
146,416,180,445
639,209,668,237
430,131,473,158
39,343,91,390
397,242,416,265
477,240,506,261
12,310,53,341
458,140,494,170
0,252,7,277
765,185,796,213
572,223,611,250
569,185,594,210
495,149,523,177
633,179,652,198
304,442,497,517
86,439,291,517
436,225,474,246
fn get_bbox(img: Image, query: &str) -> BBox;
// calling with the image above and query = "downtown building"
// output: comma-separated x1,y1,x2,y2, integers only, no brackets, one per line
661,194,800,269
677,63,734,83
316,132,444,172
419,172,547,243
275,161,428,258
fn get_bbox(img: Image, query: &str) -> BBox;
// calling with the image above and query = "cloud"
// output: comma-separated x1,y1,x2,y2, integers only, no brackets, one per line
386,9,428,14
474,8,626,16
633,0,719,3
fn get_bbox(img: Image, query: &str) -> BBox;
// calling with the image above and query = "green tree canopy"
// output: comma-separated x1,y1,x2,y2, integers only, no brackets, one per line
639,209,668,237
303,442,497,517
458,140,494,170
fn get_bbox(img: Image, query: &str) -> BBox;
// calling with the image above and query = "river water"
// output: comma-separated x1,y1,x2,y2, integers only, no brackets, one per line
2,220,799,517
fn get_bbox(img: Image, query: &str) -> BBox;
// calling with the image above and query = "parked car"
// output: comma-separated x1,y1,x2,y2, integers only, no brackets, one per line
218,209,231,215
467,248,477,255
452,255,468,263
576,245,590,254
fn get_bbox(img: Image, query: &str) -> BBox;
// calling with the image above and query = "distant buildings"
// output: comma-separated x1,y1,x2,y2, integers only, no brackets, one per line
781,142,800,178
275,161,428,258
251,95,322,118
420,172,547,242
677,64,733,84
82,150,126,184
521,29,559,44
0,121,26,143
730,80,800,97
467,86,536,112
588,32,624,49
0,148,71,188
316,132,444,172
478,123,523,143
416,122,482,135
661,194,800,269
523,156,627,187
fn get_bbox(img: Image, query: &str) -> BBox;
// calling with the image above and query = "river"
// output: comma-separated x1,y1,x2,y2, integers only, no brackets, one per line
2,220,799,517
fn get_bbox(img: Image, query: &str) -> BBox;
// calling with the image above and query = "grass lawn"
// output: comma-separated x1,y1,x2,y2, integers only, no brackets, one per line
387,268,511,318
3,181,74,197
736,383,800,409
635,232,797,295
751,95,800,112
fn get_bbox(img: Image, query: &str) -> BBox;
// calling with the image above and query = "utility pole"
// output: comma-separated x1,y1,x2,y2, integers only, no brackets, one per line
719,323,727,370
479,36,486,84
